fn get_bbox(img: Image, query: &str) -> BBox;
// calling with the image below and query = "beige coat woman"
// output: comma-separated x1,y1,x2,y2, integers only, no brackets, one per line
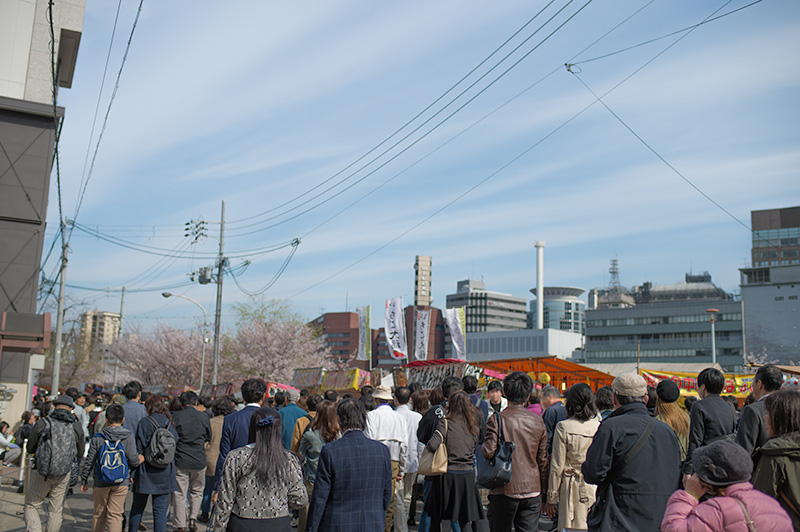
546,416,600,530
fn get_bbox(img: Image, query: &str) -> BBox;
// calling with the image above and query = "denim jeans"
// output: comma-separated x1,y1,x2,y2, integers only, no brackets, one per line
129,492,169,532
200,475,214,515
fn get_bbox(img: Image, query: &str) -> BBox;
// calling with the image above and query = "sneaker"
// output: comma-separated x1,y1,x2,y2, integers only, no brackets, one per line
139,524,147,531
197,513,209,524
189,520,198,532
290,516,299,528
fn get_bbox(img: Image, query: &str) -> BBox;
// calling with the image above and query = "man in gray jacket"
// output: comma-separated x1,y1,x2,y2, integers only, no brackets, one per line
79,403,142,532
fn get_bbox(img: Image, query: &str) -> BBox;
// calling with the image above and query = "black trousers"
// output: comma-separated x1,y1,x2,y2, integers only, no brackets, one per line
487,494,541,532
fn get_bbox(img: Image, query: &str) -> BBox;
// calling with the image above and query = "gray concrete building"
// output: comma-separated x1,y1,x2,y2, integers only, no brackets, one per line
446,279,527,332
465,328,584,362
584,299,744,369
740,264,800,364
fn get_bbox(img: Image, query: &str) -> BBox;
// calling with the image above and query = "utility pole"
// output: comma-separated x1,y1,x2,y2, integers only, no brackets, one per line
113,286,125,388
212,200,226,386
51,231,68,396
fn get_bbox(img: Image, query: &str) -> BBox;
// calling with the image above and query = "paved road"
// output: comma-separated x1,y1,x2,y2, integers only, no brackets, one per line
0,479,557,532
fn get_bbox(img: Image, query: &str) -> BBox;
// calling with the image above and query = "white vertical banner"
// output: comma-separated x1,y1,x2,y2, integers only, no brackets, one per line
415,310,431,361
445,307,467,360
384,297,408,360
357,306,370,361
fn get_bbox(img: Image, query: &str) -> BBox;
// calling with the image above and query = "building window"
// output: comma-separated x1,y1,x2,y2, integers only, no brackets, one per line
775,296,784,301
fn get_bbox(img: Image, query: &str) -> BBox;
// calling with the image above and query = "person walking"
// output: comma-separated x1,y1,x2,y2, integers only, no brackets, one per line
278,389,306,451
79,403,142,532
544,383,600,531
290,393,322,453
213,379,267,498
297,400,339,532
365,384,408,532
425,391,485,532
199,398,234,523
737,364,784,456
171,391,212,532
463,375,489,420
582,373,681,531
24,395,85,532
212,407,308,531
683,368,737,483
541,386,567,456
654,380,690,462
392,386,423,532
662,440,792,531
752,388,800,528
483,371,547,532
130,394,179,532
306,398,392,532
122,381,147,434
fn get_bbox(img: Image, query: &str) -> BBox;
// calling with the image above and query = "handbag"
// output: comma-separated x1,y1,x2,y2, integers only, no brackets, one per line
418,419,448,476
476,412,515,489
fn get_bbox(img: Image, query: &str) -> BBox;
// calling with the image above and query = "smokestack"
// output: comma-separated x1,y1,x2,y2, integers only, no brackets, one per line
535,241,545,329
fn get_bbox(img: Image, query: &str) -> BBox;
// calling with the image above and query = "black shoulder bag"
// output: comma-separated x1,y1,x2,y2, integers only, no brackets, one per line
476,412,515,489
587,417,657,527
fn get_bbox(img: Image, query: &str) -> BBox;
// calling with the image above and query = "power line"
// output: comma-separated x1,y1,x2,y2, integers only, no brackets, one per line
224,0,564,228
227,239,300,297
573,0,765,65
75,0,124,215
300,0,661,240
71,0,145,231
287,0,742,299
571,73,752,232
226,0,597,239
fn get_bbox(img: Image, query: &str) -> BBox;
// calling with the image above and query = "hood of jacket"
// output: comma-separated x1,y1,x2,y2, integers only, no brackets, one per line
100,425,133,442
759,430,800,458
50,408,76,424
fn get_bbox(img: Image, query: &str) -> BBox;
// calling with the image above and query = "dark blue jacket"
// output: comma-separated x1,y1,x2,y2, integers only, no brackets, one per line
213,405,258,490
543,401,567,455
134,413,178,494
307,429,392,532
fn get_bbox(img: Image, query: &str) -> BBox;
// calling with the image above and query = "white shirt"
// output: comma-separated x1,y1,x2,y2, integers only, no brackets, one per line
365,404,408,472
394,404,423,474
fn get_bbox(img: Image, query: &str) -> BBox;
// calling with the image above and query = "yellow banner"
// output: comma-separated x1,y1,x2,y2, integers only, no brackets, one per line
641,369,755,398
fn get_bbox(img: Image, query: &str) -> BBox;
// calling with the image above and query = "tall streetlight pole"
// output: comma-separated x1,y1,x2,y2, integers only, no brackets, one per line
706,308,719,366
163,293,208,390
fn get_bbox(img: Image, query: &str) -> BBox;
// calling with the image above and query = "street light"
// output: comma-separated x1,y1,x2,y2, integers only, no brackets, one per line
162,292,209,390
706,308,720,366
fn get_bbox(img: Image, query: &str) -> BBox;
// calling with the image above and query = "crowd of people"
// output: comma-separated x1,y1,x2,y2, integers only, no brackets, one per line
0,364,798,532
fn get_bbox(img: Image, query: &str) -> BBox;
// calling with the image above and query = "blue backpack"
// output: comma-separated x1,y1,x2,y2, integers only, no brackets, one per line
94,433,128,484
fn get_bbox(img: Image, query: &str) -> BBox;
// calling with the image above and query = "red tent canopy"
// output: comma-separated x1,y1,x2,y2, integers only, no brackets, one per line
475,357,615,392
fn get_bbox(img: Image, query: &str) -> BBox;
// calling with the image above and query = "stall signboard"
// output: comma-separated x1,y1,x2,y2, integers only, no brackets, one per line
322,368,369,391
405,361,482,391
641,369,756,398
292,368,326,390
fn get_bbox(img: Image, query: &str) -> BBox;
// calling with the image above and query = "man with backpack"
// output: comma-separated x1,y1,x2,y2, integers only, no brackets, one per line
79,403,142,532
24,395,85,532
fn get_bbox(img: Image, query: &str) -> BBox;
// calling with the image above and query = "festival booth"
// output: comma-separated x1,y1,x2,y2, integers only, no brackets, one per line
474,357,615,392
291,367,371,395
395,359,483,390
640,369,756,406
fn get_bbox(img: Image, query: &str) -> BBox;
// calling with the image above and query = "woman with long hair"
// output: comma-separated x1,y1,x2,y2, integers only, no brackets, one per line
544,383,600,530
654,380,690,462
752,389,800,528
212,407,307,531
297,400,339,531
425,390,485,530
130,394,179,532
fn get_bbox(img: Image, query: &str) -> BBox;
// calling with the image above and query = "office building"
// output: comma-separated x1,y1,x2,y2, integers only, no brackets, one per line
528,287,586,333
751,206,800,267
465,328,583,362
739,264,800,363
414,255,433,307
446,280,527,332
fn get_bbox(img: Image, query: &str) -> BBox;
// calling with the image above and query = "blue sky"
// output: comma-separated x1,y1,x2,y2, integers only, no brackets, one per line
43,0,800,330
